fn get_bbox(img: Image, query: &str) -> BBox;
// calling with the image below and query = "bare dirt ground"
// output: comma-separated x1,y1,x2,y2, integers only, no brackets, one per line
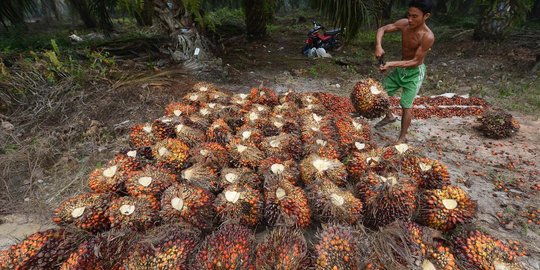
1,15,539,268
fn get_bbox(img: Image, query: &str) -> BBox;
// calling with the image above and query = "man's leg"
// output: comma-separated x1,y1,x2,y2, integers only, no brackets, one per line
376,69,401,128
397,108,412,143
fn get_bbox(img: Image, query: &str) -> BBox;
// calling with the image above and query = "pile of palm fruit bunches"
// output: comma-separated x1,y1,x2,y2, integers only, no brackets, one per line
1,80,528,270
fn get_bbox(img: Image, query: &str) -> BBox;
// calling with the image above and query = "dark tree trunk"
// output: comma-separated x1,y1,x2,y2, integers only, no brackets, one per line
243,0,267,40
433,0,447,15
383,0,395,20
141,0,153,26
474,1,513,40
69,0,96,28
532,0,540,18
458,0,475,14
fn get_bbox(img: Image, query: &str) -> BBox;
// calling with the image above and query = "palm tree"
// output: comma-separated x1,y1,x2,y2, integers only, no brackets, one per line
243,0,267,40
67,0,97,28
0,0,35,29
474,0,533,40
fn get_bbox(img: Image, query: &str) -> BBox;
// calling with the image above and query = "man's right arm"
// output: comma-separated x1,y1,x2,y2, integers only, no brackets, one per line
375,19,407,58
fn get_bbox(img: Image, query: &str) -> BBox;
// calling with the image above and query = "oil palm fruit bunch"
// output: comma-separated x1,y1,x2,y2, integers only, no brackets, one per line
152,138,190,171
334,116,372,151
218,167,262,190
259,157,300,185
230,93,251,107
314,92,355,116
174,121,206,147
120,147,154,164
180,163,219,192
125,164,175,198
402,157,450,189
300,154,347,186
193,81,219,92
207,118,233,145
451,229,524,270
270,113,301,135
164,102,196,117
234,126,264,146
88,156,136,193
303,138,341,160
53,192,113,232
249,86,279,106
300,93,322,108
422,242,459,270
418,185,477,232
346,148,386,182
108,196,159,231
350,78,390,119
307,179,363,224
194,223,255,270
129,123,158,148
214,184,263,227
152,116,181,140
381,143,417,166
314,224,361,269
272,101,300,118
278,90,302,104
208,90,230,104
356,172,418,229
183,91,209,105
256,228,309,270
60,240,104,270
160,183,216,230
259,133,303,161
478,110,520,139
264,178,311,228
227,141,265,169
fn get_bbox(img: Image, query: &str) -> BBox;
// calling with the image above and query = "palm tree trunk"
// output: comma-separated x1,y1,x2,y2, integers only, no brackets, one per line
383,0,395,20
68,0,96,28
532,0,540,18
474,0,513,40
243,0,267,40
141,0,153,26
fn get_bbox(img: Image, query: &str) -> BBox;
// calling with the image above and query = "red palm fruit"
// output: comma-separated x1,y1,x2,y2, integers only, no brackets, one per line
125,164,175,198
278,90,302,104
218,167,261,190
402,157,450,189
108,196,159,231
180,163,219,192
350,78,390,119
189,142,228,170
256,228,309,270
152,116,181,140
314,224,361,269
207,118,233,145
214,184,263,227
183,91,209,105
0,249,15,270
301,112,333,133
381,143,418,166
217,104,245,130
334,116,372,151
451,230,524,270
121,147,154,163
356,172,418,228
53,192,113,232
160,183,216,230
307,178,362,224
300,154,347,186
234,126,264,146
249,86,279,106
418,185,477,232
230,92,252,107
300,93,322,107
345,148,386,182
264,178,311,228
314,92,356,116
423,242,459,270
269,114,302,135
259,133,303,161
129,123,157,148
194,223,255,270
272,101,300,118
259,157,300,185
477,110,520,139
302,137,341,160
164,102,196,117
227,141,265,169
152,138,190,171
60,240,104,270
88,157,134,194
174,120,206,147
301,118,337,145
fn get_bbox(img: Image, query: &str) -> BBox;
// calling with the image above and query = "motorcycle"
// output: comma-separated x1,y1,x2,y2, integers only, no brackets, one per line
302,21,342,56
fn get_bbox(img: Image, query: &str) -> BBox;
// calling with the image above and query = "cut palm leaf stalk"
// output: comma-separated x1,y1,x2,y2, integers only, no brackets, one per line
477,110,520,139
259,133,303,161
300,154,348,186
194,223,256,270
218,167,261,190
160,183,216,230
125,164,176,198
302,136,341,160
350,78,390,119
259,157,300,185
164,102,196,117
152,116,181,140
152,138,190,172
60,240,104,270
188,142,229,170
53,192,114,232
263,177,311,228
129,123,157,148
227,141,265,169
345,148,386,182
174,120,206,147
208,90,230,104
214,183,263,227
418,185,477,232
192,81,219,93
402,157,451,189
90,229,141,269
356,172,418,229
234,125,264,146
107,196,159,231
307,178,362,224
206,118,233,145
255,227,310,270
180,163,219,192
314,224,362,269
249,86,279,106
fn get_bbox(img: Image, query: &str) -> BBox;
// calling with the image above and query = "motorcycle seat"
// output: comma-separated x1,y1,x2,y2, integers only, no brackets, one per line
325,28,341,35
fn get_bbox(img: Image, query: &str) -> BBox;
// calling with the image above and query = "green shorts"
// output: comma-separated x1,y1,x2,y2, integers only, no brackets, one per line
382,64,426,108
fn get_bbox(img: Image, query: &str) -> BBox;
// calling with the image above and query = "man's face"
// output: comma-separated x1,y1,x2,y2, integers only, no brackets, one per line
407,7,429,28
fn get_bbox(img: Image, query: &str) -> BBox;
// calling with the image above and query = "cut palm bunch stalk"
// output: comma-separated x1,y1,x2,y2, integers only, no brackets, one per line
206,118,233,145
241,110,273,136
422,242,459,270
314,92,356,116
227,141,265,169
218,167,261,190
346,148,386,181
300,154,347,186
249,86,279,106
334,116,373,151
307,179,362,224
183,90,209,105
160,183,216,230
356,172,418,229
216,104,245,130
272,101,300,118
214,184,264,227
89,229,141,269
264,177,311,228
174,120,206,147
192,81,230,104
300,119,336,146
451,229,525,270
188,142,229,169
381,143,418,166
125,164,176,198
350,78,390,119
269,112,302,135
152,116,182,140
88,154,141,193
418,185,477,232
129,122,158,148
278,90,302,104
164,102,196,117
59,240,104,270
121,147,154,165
299,93,322,108
0,229,77,270
259,157,300,185
256,227,310,270
152,138,190,172
186,106,216,130
107,196,159,231
402,157,451,189
303,137,342,160
477,110,520,139
179,163,219,192
194,223,256,270
53,192,114,232
259,133,303,161
314,224,362,270
234,126,264,146
230,92,252,107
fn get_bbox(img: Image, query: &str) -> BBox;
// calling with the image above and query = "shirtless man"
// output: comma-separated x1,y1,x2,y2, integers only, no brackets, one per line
374,0,435,143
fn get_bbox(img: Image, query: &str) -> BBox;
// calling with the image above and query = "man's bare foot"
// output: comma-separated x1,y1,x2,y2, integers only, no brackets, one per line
395,137,408,144
374,116,398,128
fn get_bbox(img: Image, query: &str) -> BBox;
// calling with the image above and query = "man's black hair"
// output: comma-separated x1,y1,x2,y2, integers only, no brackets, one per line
408,0,433,14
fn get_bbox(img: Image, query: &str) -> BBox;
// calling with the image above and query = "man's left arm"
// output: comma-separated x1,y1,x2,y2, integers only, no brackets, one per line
381,33,435,70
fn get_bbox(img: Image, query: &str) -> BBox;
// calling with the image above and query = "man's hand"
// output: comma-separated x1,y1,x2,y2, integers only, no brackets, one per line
379,62,392,72
375,46,385,59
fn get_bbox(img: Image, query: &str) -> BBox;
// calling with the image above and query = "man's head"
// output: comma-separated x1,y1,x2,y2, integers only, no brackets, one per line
407,0,432,28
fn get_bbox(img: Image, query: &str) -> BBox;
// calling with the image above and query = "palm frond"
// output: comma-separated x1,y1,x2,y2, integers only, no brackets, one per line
0,0,36,28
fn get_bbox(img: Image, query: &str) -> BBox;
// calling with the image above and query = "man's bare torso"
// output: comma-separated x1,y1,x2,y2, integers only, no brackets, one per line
397,19,433,62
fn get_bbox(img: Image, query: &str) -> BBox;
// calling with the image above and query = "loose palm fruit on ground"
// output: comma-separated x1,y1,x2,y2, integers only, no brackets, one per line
207,118,233,145
125,165,175,198
418,185,477,232
314,224,361,270
259,157,300,185
164,102,196,117
214,183,263,227
249,86,279,106
264,177,311,228
300,154,347,186
194,223,255,270
227,141,265,169
53,192,113,232
174,121,206,147
477,110,519,139
402,157,450,189
259,133,303,161
152,138,190,171
129,123,158,148
160,182,216,230
307,178,363,224
256,227,309,270
218,167,262,190
180,162,219,192
108,196,159,231
350,78,390,119
60,240,104,270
